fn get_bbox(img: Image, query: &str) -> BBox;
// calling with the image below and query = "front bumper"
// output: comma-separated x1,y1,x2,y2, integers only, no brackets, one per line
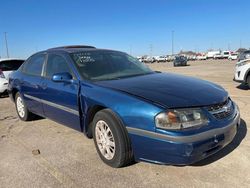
233,77,244,84
174,63,187,66
0,83,8,93
234,64,249,83
128,110,240,165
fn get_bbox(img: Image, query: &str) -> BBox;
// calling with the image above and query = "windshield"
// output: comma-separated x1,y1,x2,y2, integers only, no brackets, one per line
175,56,186,62
70,50,154,81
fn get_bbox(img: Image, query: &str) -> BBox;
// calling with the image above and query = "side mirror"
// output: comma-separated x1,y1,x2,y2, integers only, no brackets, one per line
52,72,73,83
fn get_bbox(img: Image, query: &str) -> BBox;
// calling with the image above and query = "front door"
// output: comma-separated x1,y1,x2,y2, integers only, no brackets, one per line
39,53,81,131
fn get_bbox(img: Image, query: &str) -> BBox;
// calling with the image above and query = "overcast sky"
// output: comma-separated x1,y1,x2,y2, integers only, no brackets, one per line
0,0,249,58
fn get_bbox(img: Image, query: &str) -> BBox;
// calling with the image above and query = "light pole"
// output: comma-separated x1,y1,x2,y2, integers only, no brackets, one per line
171,30,174,55
4,32,9,58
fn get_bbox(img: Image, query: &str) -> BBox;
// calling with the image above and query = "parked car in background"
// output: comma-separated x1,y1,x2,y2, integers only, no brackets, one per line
238,50,250,61
228,53,238,60
196,55,207,60
207,51,221,59
234,59,250,88
173,56,188,66
0,58,25,96
222,51,230,59
213,52,224,59
143,56,155,63
137,56,143,62
189,56,197,61
8,45,240,167
192,56,197,61
154,56,166,63
166,55,175,62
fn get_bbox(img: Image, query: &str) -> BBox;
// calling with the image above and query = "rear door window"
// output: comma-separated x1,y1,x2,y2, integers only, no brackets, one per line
0,60,24,71
23,54,46,76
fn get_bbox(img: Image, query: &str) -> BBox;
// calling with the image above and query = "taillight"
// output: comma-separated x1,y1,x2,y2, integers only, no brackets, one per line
0,69,5,78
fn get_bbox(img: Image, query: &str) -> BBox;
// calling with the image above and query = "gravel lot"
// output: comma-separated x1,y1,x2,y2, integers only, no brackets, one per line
0,60,249,188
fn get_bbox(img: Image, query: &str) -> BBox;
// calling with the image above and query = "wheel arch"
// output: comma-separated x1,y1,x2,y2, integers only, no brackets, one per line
10,87,19,102
84,105,106,138
84,105,128,139
244,68,250,82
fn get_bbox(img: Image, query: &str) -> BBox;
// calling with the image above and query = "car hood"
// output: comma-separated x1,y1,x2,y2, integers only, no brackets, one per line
95,73,228,108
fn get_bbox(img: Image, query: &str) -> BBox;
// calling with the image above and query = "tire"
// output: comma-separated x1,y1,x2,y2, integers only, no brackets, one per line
93,109,133,168
15,92,34,121
247,75,250,89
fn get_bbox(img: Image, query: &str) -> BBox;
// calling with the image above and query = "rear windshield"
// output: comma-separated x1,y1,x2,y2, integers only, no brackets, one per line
0,60,24,71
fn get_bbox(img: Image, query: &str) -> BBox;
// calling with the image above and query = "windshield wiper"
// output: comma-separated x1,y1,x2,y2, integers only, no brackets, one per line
116,72,154,79
92,72,155,81
92,77,121,81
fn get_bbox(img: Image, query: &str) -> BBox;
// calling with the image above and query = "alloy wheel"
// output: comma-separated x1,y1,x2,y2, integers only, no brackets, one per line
95,120,116,160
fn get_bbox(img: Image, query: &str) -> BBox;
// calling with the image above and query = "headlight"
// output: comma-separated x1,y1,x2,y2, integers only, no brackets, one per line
237,60,250,67
155,108,209,130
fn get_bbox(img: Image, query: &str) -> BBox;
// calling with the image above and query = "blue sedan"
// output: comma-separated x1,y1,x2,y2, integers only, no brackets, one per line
8,45,241,167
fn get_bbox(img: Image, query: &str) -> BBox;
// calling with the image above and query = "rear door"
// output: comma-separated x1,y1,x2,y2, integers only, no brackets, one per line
20,53,46,116
39,52,81,131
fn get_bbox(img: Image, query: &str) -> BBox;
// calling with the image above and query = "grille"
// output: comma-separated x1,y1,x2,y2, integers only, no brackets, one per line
207,98,234,119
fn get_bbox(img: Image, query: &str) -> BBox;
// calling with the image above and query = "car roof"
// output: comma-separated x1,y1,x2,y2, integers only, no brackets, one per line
46,45,119,54
0,58,25,62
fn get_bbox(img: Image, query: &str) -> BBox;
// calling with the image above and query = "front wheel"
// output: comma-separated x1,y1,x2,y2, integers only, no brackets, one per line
15,92,34,121
247,75,250,89
93,109,133,168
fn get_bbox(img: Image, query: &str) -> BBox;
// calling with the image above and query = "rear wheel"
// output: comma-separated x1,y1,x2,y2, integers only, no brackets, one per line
15,92,34,121
93,109,133,168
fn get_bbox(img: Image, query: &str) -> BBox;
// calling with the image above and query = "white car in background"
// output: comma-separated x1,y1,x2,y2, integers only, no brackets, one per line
213,52,223,59
234,59,250,88
196,55,207,60
228,53,238,60
154,55,166,63
213,51,233,59
142,56,155,63
222,51,230,59
0,58,25,96
207,51,221,59
137,56,143,62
